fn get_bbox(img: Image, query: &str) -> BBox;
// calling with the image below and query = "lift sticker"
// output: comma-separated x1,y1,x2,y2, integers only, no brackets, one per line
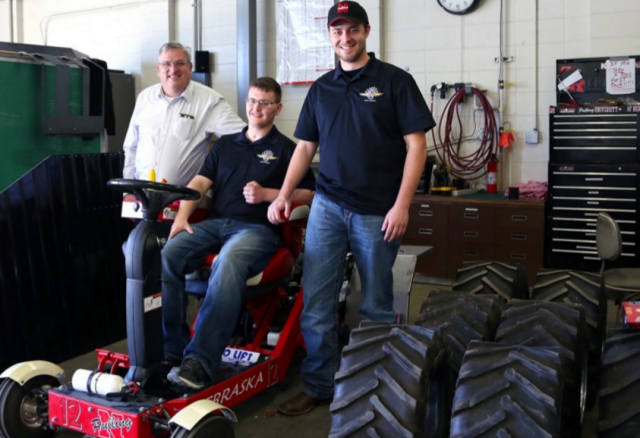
222,347,260,365
143,293,162,313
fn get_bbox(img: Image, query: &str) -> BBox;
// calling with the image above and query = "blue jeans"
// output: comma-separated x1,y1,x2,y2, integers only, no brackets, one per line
161,219,281,379
301,192,401,398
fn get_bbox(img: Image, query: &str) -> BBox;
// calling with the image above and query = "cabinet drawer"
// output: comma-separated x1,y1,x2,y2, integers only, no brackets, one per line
494,245,543,265
447,244,494,278
494,227,544,247
496,208,544,229
449,205,495,225
449,224,494,244
405,223,447,243
409,202,448,225
494,245,543,285
411,243,448,279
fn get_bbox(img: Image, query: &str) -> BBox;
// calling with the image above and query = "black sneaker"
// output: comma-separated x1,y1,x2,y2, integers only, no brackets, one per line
178,358,212,389
163,357,182,368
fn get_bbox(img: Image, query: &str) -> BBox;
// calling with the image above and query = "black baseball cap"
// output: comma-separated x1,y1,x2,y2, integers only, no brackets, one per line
327,1,369,27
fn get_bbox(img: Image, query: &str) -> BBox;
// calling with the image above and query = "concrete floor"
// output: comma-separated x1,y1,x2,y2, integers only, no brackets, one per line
51,280,608,437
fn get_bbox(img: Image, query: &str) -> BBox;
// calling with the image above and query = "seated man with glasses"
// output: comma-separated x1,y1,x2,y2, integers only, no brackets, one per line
161,77,316,389
122,42,245,193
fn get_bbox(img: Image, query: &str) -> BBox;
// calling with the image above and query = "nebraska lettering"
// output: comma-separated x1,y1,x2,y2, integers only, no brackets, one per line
210,372,264,404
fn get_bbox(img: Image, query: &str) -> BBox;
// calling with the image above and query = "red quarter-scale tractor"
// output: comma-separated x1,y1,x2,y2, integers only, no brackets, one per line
0,179,310,438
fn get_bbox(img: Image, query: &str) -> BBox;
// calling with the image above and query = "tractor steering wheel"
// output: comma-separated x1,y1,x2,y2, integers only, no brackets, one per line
108,179,200,220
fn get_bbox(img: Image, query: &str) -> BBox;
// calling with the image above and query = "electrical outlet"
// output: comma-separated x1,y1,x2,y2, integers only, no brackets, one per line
525,129,539,144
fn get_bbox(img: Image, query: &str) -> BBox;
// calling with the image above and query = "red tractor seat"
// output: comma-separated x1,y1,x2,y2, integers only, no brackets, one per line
184,204,309,299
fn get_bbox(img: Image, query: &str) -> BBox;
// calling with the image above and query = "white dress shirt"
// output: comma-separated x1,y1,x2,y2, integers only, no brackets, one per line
123,81,246,187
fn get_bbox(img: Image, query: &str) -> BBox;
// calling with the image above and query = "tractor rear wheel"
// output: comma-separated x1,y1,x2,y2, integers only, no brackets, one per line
598,330,640,438
415,291,502,382
452,261,529,300
329,323,450,438
495,299,588,435
531,269,606,407
450,341,565,438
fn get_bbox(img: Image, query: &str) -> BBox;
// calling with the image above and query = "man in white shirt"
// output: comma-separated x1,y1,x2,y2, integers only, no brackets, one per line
123,42,245,198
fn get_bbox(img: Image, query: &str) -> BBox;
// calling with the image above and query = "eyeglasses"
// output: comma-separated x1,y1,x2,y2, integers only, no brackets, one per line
245,97,279,108
158,61,190,68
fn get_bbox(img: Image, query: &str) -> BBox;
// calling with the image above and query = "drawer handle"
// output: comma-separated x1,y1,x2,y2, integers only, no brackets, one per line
512,215,528,222
511,234,527,241
511,253,526,260
419,228,433,235
464,250,478,256
464,231,479,238
419,210,433,217
420,204,430,208
465,208,478,212
585,178,603,181
464,213,479,219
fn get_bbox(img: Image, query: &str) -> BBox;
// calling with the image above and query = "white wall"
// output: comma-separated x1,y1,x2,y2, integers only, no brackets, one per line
1,0,640,184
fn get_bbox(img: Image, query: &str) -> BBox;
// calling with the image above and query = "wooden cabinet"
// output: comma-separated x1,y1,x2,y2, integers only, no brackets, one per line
403,195,545,285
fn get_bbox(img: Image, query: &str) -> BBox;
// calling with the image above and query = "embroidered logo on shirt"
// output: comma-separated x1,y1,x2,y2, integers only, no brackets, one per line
360,87,384,102
257,150,277,164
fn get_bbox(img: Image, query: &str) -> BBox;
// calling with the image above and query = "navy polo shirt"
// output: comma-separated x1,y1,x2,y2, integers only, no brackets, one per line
198,126,316,225
295,53,435,215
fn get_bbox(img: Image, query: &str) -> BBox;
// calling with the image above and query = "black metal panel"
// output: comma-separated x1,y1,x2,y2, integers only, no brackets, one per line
0,153,133,370
545,163,640,272
556,56,640,106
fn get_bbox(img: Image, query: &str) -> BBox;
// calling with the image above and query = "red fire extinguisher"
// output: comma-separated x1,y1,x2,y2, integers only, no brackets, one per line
487,155,498,194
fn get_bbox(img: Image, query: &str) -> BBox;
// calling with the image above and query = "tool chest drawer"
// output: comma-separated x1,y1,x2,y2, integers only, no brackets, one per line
550,111,640,163
407,195,545,284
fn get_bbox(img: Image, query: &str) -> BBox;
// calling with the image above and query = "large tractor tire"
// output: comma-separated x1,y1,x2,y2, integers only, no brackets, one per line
452,261,529,300
495,300,588,436
531,269,606,407
329,324,450,438
598,330,640,438
415,291,502,382
450,341,565,438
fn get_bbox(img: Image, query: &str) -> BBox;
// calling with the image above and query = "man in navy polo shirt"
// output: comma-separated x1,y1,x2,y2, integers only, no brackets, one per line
161,77,315,389
268,1,435,416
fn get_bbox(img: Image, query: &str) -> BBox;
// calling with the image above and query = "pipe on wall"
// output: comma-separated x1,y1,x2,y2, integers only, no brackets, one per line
9,0,14,43
193,0,202,51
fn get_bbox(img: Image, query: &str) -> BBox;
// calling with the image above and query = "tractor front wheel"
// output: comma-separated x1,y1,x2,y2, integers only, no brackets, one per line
171,414,235,438
0,375,59,438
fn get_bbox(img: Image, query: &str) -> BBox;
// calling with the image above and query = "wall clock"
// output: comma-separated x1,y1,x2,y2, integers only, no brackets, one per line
438,0,480,15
